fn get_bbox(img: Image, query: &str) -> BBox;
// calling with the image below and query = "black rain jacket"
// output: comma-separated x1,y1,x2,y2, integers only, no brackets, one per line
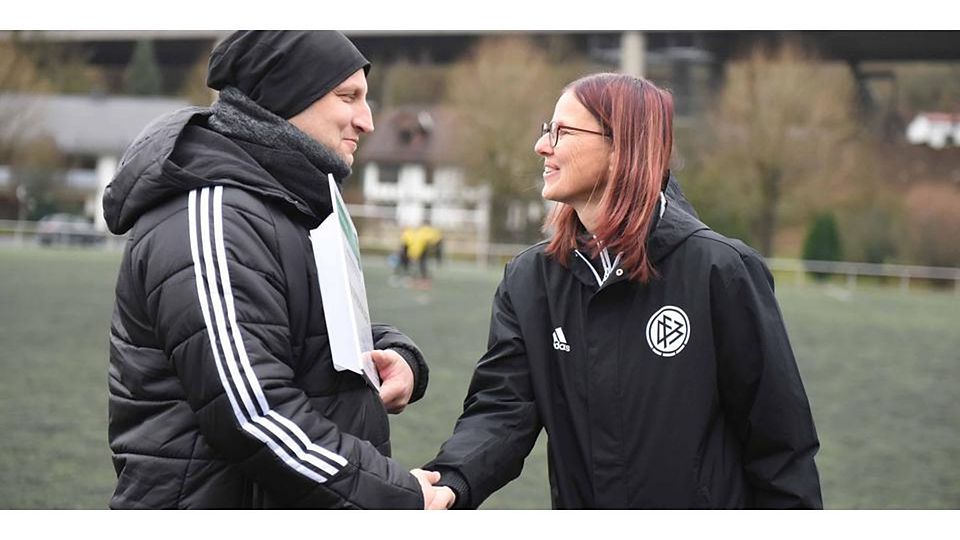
428,185,822,509
103,106,427,509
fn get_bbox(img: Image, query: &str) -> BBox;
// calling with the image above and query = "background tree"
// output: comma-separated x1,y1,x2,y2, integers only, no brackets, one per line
834,186,902,264
1,36,51,220
445,36,592,243
683,39,860,256
893,63,960,114
179,51,216,106
802,211,842,281
10,136,65,219
0,37,48,164
902,183,960,268
803,212,842,260
18,36,104,95
123,39,163,96
375,59,449,108
1,34,99,220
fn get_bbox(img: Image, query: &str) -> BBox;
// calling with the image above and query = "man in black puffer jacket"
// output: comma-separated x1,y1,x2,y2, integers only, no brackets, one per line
103,31,451,509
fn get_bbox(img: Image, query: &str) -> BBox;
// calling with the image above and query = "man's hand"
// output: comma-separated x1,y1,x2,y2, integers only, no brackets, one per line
371,349,414,414
411,468,456,510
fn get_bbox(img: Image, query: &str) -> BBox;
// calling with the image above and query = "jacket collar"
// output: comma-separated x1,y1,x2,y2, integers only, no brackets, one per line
568,191,709,290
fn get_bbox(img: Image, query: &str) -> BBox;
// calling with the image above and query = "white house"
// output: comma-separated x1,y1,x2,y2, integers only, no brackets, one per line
905,112,960,149
0,93,190,229
358,105,490,230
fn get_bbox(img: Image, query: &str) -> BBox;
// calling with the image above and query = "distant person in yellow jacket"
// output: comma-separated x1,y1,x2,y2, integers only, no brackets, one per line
398,222,443,288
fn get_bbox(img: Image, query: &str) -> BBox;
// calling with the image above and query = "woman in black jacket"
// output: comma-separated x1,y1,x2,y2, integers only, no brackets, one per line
424,73,823,509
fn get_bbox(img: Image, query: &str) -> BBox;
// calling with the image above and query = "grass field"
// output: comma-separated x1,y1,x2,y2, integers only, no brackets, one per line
1,246,958,509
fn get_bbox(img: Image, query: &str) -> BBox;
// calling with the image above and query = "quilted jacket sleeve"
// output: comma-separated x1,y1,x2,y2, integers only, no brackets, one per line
146,186,423,509
710,248,823,509
372,323,429,404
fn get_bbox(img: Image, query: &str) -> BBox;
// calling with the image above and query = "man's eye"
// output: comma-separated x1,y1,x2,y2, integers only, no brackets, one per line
339,93,356,102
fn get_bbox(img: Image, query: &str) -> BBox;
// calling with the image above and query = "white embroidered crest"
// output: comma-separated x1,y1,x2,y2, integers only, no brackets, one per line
645,305,690,357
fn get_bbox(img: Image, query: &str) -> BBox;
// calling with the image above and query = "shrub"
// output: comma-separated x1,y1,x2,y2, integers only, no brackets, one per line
803,212,843,281
903,183,960,268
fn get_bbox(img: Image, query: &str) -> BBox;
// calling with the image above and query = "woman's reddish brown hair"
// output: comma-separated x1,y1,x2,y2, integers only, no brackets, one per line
544,73,674,283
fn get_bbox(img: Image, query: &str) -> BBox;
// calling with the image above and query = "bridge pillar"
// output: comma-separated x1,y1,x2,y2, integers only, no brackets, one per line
620,31,646,77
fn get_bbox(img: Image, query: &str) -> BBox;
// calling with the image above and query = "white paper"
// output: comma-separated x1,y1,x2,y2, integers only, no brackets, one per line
310,174,380,390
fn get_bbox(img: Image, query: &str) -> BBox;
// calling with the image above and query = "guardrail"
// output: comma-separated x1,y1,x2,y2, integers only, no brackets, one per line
3,218,958,293
0,219,123,248
767,258,960,294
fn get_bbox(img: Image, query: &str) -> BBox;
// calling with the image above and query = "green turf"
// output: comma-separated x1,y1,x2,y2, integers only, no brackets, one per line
0,247,122,508
1,246,958,508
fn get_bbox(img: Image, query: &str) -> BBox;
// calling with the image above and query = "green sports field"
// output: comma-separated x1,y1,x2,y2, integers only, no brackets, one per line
1,246,957,509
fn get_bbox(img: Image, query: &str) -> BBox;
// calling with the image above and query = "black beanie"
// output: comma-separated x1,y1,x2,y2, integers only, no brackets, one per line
207,31,371,119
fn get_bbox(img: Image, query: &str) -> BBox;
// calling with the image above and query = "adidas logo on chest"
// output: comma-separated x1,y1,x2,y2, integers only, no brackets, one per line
552,326,571,352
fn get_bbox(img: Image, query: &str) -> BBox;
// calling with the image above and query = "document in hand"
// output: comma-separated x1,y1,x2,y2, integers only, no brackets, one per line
310,174,380,390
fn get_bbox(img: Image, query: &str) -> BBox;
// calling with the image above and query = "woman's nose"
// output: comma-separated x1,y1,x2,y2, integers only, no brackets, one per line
534,132,552,156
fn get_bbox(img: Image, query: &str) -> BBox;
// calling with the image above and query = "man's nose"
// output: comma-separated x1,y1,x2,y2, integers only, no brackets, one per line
355,102,374,134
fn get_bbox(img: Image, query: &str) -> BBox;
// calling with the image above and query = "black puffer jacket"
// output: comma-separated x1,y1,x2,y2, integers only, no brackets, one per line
104,106,427,509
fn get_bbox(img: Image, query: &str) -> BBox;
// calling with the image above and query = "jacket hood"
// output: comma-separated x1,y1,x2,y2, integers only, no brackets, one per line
646,173,708,262
647,191,710,264
103,106,332,235
574,174,706,261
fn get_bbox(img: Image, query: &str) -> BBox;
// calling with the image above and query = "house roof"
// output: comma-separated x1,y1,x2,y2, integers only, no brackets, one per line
358,105,461,165
0,93,191,156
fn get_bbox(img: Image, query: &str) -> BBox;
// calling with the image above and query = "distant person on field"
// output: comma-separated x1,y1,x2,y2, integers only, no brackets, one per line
421,73,822,509
102,31,452,509
398,221,443,287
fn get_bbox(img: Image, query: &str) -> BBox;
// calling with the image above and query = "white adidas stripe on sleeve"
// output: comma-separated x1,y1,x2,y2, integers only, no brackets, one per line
188,187,348,484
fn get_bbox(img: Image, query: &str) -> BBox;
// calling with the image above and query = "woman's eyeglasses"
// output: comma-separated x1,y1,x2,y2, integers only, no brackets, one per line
541,121,606,148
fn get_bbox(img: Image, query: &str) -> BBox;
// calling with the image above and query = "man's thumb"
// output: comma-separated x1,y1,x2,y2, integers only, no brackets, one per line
369,350,388,368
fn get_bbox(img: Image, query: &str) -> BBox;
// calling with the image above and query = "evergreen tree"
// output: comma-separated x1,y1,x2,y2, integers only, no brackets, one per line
123,40,163,95
803,212,843,281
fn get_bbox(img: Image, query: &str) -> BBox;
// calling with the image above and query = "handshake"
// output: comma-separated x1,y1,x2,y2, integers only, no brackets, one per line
411,469,456,510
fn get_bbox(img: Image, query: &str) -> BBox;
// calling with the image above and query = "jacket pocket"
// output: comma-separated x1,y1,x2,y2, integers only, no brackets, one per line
316,382,391,455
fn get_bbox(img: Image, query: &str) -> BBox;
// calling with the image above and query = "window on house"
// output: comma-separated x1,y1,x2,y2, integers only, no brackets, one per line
70,155,99,170
379,164,400,184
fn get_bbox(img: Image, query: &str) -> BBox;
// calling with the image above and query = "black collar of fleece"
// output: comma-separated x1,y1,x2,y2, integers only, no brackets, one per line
209,85,352,183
